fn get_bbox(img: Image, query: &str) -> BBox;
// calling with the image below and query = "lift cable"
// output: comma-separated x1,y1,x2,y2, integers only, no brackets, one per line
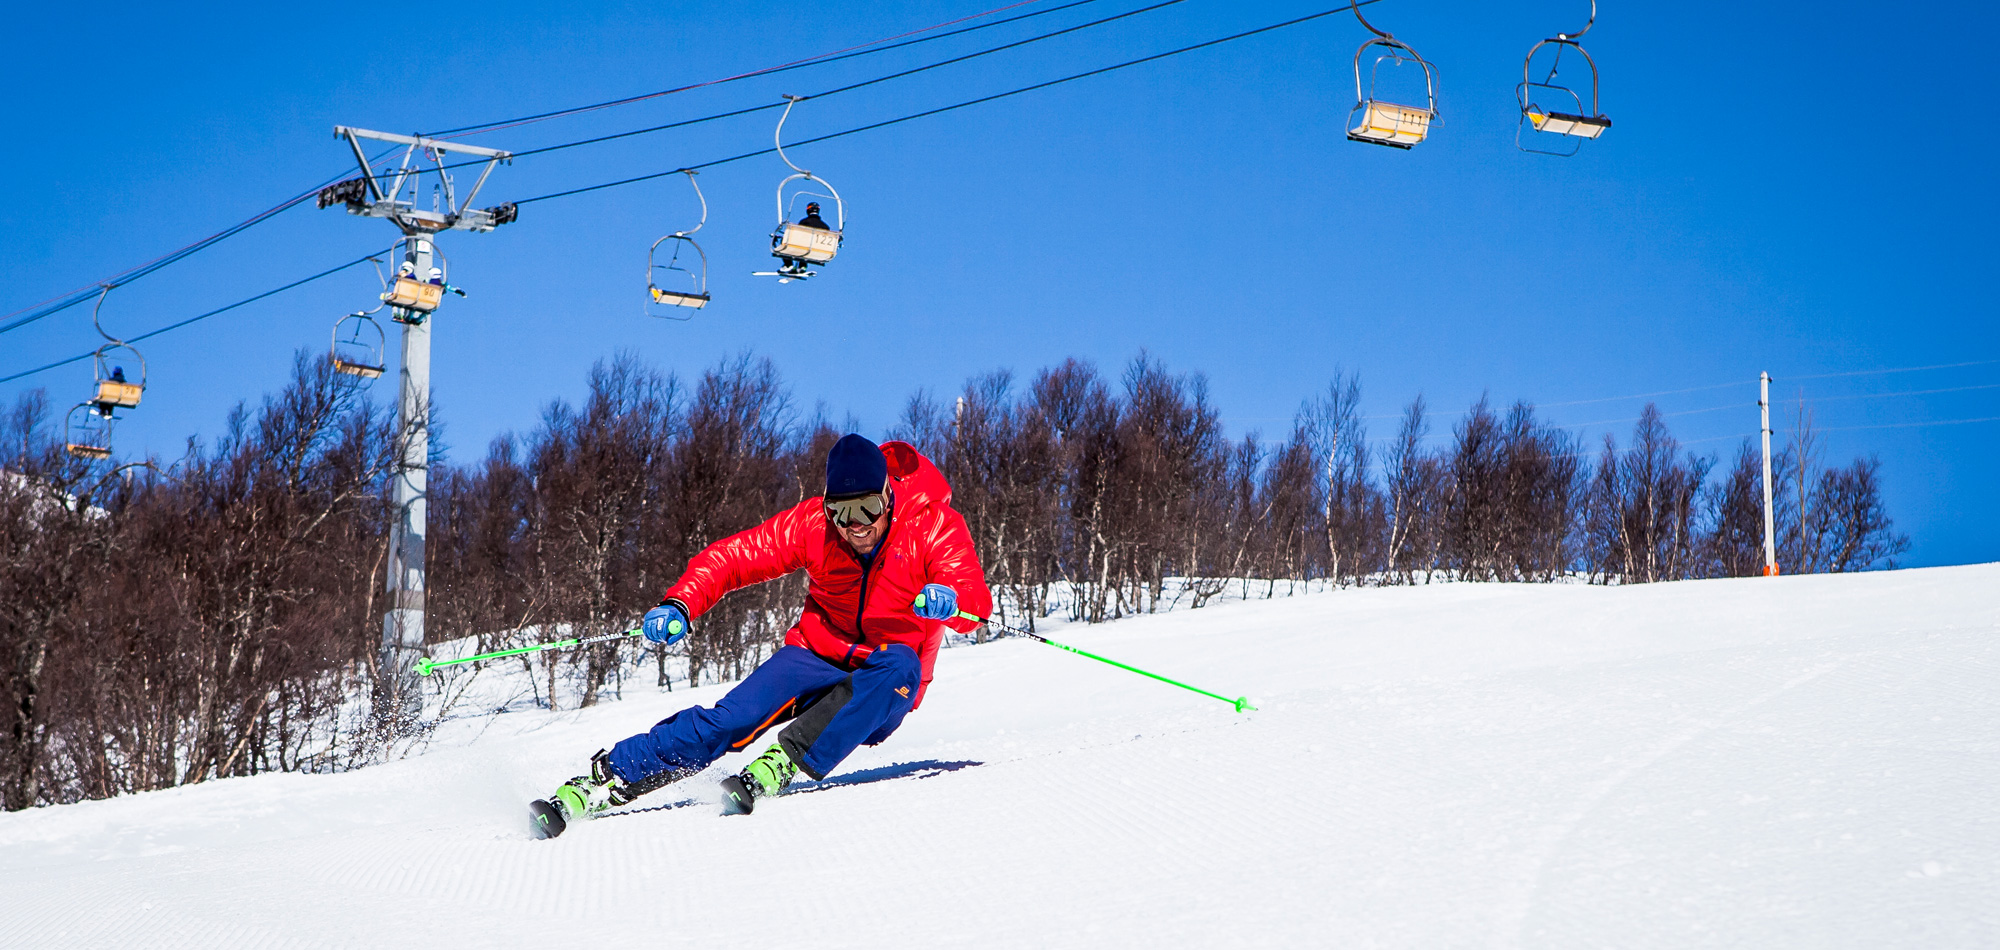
0,0,1160,337
515,3,1353,206
0,249,392,385
416,0,1205,178
0,148,405,337
1,3,1365,383
0,172,349,333
431,0,1109,139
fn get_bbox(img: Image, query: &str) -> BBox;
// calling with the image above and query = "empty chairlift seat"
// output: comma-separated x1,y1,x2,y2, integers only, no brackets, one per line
1344,11,1439,152
651,285,710,309
647,172,713,313
1525,108,1611,138
330,310,387,379
1516,3,1612,153
1349,100,1436,148
64,404,113,460
66,440,112,461
332,355,385,379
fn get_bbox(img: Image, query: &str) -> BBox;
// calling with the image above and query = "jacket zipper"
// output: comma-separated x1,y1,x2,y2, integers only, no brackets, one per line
851,514,894,639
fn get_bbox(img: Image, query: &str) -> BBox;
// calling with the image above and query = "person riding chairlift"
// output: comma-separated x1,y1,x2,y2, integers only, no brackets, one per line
798,201,830,231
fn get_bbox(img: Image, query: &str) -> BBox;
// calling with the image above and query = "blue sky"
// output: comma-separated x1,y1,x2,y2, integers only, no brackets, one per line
2,0,1994,566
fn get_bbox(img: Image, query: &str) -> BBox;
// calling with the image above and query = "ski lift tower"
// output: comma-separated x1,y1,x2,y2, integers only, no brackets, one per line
318,126,516,720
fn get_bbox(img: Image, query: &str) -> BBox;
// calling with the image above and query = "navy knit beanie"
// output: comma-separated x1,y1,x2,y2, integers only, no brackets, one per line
825,433,888,498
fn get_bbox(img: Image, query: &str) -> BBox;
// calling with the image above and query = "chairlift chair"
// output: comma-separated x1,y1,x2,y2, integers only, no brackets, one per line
91,343,145,412
64,402,113,461
754,96,845,283
649,236,711,312
1516,1,1611,155
86,287,145,412
381,238,454,318
382,275,444,313
330,310,387,379
1344,2,1438,149
648,170,711,315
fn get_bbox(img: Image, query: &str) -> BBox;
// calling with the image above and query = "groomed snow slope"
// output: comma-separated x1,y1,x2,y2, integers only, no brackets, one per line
3,565,1997,949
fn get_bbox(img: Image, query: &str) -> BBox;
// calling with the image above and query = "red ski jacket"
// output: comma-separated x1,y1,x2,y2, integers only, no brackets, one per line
662,441,990,708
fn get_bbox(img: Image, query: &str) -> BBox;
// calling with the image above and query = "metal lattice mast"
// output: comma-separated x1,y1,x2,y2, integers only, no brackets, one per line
319,128,515,719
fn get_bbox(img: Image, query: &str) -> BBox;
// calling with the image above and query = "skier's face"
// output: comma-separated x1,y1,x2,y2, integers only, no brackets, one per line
838,498,888,555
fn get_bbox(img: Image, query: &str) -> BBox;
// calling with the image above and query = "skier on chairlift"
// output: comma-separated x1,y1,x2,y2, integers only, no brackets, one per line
798,201,830,231
531,434,991,836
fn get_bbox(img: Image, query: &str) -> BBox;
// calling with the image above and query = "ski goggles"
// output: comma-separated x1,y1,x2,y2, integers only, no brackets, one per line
825,491,888,528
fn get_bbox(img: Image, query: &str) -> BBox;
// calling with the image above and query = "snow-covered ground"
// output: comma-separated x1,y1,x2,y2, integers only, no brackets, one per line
3,565,1996,949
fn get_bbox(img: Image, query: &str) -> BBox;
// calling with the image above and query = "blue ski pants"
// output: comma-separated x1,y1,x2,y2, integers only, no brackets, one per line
607,643,920,787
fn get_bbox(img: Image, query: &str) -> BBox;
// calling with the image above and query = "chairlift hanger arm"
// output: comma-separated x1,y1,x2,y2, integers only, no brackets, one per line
90,285,119,344
1560,0,1596,41
775,95,812,176
677,169,708,237
771,96,845,231
1350,0,1391,39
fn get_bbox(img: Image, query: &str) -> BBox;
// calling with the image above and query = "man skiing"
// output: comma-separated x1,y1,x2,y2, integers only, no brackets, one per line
532,433,990,836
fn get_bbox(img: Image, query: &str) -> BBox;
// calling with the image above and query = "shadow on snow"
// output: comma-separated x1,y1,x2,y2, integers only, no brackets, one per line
595,759,985,821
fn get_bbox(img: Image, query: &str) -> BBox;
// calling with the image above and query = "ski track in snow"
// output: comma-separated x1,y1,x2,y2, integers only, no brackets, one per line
2,565,1997,949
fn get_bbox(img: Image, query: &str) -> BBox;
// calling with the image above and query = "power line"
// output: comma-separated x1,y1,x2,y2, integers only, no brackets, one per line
1442,381,2000,437
1816,416,2000,433
1292,376,1999,452
1781,359,2000,381
1535,380,1750,409
1798,382,2000,404
1344,362,2000,426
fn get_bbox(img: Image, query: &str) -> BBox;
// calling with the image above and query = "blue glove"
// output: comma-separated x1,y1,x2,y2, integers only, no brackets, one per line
643,600,690,645
913,584,958,620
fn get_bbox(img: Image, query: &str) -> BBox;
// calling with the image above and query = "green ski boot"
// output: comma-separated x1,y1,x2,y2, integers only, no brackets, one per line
720,743,799,815
531,749,634,838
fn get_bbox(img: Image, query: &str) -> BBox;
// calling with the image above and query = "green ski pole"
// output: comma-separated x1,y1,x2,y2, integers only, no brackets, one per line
414,627,646,677
916,594,1257,713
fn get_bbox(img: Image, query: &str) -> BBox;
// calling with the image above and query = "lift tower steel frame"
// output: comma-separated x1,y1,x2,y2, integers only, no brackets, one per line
321,126,514,720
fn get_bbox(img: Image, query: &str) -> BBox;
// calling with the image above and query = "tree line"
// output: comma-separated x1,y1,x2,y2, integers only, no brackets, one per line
0,350,1907,808
893,357,1906,629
